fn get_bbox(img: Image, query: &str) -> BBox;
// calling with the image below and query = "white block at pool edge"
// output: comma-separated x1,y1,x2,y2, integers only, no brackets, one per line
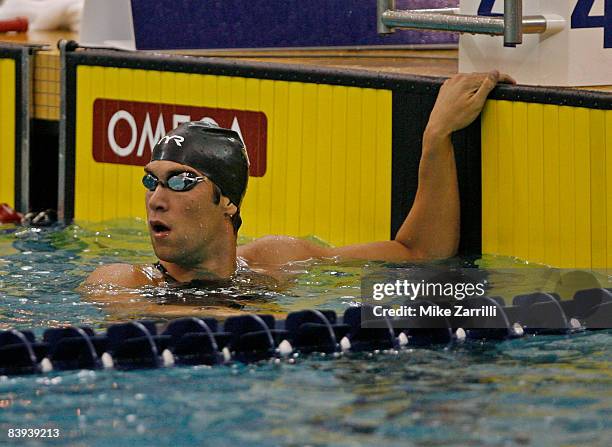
79,0,136,50
459,0,612,86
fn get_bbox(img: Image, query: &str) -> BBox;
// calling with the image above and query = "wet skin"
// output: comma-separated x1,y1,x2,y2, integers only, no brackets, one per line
144,160,238,279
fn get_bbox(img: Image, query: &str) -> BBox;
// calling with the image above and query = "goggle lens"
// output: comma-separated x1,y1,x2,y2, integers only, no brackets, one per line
142,172,204,192
142,173,159,191
168,174,199,191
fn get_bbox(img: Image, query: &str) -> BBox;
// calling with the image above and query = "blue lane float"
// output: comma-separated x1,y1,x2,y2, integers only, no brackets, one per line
1,288,611,376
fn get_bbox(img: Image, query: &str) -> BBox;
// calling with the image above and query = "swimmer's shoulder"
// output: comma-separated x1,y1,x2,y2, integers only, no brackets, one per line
82,263,162,288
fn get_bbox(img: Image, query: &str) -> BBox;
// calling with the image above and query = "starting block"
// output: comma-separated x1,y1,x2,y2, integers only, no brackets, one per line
459,0,612,86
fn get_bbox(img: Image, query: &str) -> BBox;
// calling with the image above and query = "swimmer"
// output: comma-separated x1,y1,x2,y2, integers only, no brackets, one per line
84,71,515,288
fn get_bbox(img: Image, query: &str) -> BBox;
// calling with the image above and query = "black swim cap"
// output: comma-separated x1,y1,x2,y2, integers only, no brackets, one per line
151,121,249,208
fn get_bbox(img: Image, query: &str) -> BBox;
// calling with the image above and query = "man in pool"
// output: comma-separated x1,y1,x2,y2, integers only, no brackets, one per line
85,71,514,288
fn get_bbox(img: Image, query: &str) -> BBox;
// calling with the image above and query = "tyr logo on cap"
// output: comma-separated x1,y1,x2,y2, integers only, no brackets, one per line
159,135,185,146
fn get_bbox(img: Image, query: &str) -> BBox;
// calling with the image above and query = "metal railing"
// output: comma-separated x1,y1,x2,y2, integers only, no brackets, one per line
377,0,564,47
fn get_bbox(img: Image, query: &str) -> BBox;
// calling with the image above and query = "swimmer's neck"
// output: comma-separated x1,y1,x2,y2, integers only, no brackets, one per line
158,244,238,283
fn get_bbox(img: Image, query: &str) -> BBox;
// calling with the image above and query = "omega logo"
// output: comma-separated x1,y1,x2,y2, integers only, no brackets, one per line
107,111,228,157
92,99,267,176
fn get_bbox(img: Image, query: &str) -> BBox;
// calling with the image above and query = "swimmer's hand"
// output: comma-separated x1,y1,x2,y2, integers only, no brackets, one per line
426,71,516,138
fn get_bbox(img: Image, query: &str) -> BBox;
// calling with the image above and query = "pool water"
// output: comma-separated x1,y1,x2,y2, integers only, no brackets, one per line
0,220,610,446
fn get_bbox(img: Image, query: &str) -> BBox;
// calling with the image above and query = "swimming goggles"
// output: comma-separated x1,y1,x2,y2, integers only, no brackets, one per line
142,172,206,192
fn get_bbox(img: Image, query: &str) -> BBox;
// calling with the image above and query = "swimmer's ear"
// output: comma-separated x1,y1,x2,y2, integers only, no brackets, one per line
220,196,238,218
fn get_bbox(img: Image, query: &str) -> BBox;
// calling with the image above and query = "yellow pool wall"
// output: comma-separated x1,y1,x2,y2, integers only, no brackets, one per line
73,66,393,246
482,100,612,272
0,57,16,208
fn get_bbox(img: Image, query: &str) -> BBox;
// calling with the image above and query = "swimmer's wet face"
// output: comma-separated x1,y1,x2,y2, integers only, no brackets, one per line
144,160,234,267
150,121,250,235
144,121,250,270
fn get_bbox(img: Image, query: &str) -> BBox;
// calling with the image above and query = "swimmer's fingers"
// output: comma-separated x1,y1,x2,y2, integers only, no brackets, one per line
472,71,514,107
427,71,515,135
498,72,516,84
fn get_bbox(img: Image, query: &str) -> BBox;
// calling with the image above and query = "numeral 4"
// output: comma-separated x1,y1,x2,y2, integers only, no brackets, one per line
571,0,611,48
478,0,503,17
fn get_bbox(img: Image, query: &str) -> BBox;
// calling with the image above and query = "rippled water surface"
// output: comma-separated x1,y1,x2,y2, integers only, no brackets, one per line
0,221,610,446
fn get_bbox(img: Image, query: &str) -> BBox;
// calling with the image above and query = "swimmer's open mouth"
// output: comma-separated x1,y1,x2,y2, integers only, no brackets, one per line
150,220,171,235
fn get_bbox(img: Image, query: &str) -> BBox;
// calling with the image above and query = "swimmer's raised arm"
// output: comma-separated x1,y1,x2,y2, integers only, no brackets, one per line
388,70,515,259
240,71,515,266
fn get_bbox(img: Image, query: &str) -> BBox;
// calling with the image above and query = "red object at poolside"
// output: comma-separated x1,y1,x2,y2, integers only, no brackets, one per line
0,203,22,224
0,17,28,33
